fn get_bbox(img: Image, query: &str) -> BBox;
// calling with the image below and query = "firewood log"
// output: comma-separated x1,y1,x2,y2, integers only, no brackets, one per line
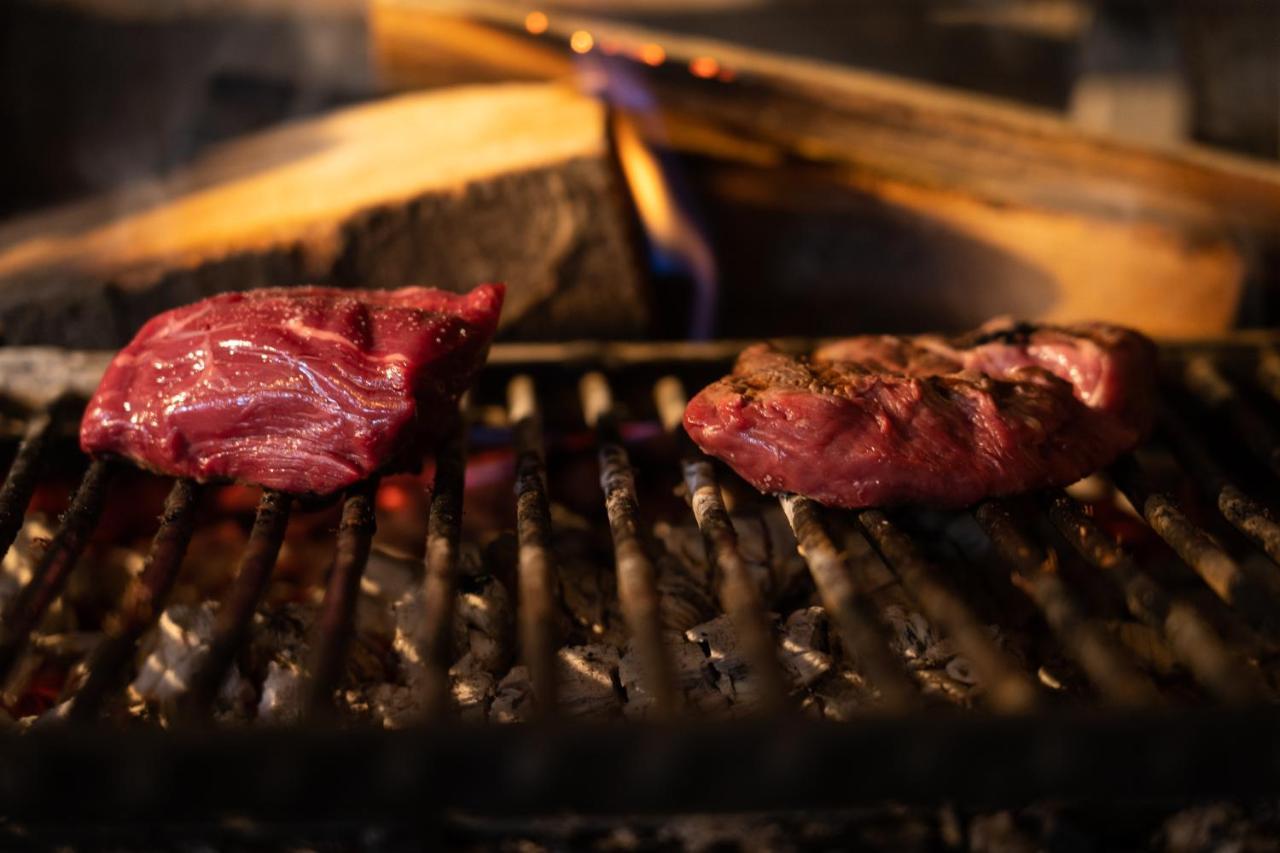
0,82,647,346
373,0,1280,336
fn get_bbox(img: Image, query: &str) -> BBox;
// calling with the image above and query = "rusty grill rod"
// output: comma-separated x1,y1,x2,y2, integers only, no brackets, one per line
0,405,60,559
974,499,1160,706
1045,491,1269,704
1182,355,1280,478
68,478,202,722
178,489,292,721
508,375,559,716
655,376,791,713
1157,406,1280,566
857,509,1040,712
581,371,682,717
780,495,919,710
413,428,468,720
0,458,115,686
304,479,378,720
1109,453,1280,637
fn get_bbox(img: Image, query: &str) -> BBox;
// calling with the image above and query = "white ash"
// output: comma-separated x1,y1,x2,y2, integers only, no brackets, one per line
130,602,252,719
257,661,305,723
551,504,626,645
556,644,622,718
343,683,421,729
490,644,621,723
653,506,809,608
778,607,833,688
656,814,795,853
450,651,497,722
684,616,770,714
558,551,624,645
822,522,993,703
756,505,813,602
489,667,535,723
620,631,728,719
618,614,787,719
343,652,497,728
377,543,513,723
882,605,958,668
0,515,51,614
360,550,420,631
246,604,315,724
807,669,875,721
453,572,513,675
654,547,719,633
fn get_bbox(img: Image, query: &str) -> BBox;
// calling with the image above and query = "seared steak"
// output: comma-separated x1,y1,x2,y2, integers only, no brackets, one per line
81,284,504,495
684,321,1156,508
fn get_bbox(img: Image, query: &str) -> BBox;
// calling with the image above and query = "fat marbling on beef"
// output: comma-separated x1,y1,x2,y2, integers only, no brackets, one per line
81,284,504,495
684,321,1156,508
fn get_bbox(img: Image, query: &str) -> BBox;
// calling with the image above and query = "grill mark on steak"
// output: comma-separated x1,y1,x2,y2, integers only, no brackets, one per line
684,322,1156,509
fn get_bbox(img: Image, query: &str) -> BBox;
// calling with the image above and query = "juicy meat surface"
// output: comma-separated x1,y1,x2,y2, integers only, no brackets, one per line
684,320,1156,508
81,284,504,495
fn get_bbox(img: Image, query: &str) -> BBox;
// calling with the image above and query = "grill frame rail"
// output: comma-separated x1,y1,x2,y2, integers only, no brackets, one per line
0,338,1278,820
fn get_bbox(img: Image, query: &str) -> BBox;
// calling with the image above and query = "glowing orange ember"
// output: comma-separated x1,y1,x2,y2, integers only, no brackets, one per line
524,11,548,34
689,56,720,78
570,30,594,54
638,43,666,66
378,482,412,512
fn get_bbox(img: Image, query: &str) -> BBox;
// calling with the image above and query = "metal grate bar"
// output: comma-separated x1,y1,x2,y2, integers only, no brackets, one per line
581,372,682,717
974,499,1160,706
68,478,202,722
7,711,1280,819
857,509,1040,712
0,458,115,686
508,375,559,716
0,405,60,559
1110,454,1280,636
1158,407,1280,566
304,479,378,720
781,495,919,710
1045,491,1269,704
652,377,791,712
1182,356,1280,478
178,490,292,721
416,429,468,720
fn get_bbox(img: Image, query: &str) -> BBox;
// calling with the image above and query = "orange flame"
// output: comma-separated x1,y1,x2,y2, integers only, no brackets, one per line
612,112,717,337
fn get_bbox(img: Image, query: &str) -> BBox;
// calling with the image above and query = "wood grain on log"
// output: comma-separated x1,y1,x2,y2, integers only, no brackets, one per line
0,82,646,347
373,0,1280,336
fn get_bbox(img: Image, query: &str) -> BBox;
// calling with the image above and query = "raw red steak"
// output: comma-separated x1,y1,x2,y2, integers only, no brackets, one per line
684,321,1156,508
81,284,504,495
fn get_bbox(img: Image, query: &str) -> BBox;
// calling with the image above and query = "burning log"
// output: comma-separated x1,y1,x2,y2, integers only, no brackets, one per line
0,82,647,347
374,0,1280,336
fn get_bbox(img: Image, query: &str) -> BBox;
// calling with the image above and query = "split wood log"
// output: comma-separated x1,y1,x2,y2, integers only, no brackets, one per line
0,81,647,347
373,0,1280,336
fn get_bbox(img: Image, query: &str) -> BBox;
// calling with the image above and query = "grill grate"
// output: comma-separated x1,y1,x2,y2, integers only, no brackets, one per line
0,338,1279,835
